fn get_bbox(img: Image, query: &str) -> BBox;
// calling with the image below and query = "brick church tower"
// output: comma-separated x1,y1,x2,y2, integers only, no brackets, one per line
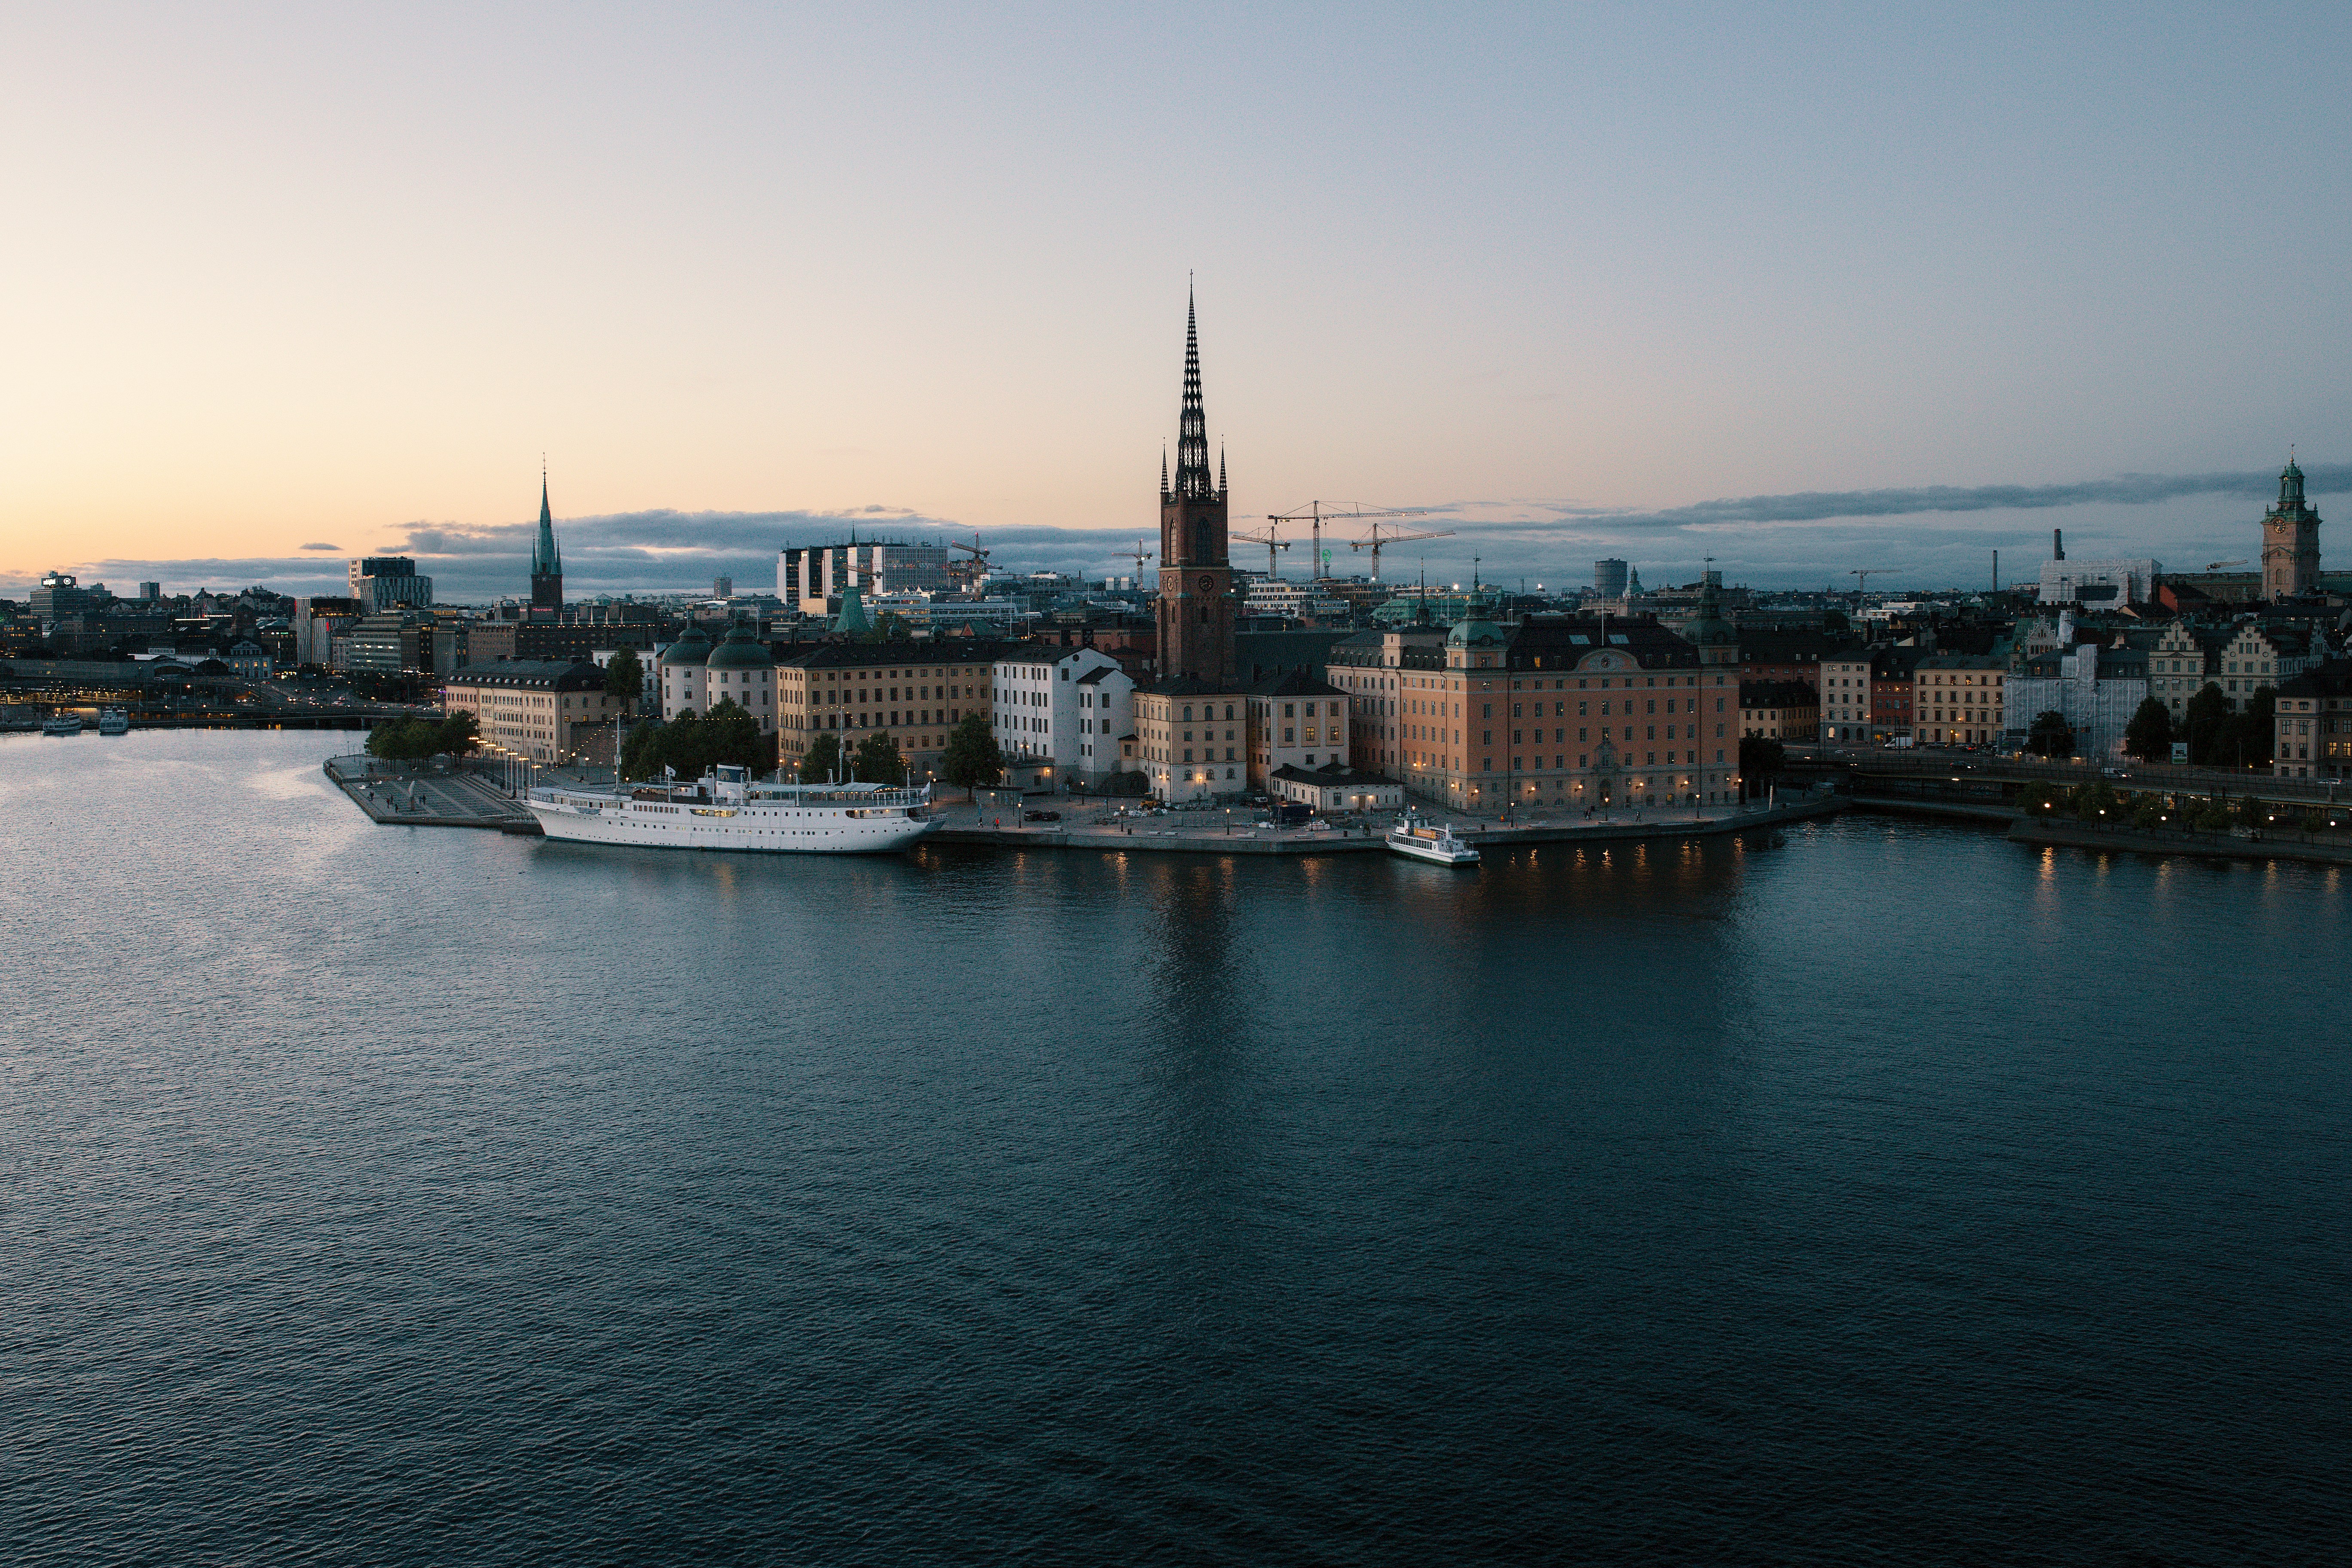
2263,455,2321,601
1155,290,1235,684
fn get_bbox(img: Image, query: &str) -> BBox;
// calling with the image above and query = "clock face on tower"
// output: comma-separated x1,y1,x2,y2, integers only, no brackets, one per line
1198,576,1214,595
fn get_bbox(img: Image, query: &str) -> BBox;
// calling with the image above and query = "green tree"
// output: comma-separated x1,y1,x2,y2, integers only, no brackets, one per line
2123,696,2173,762
2191,796,2233,831
852,729,904,783
800,732,844,784
938,712,1003,790
2183,683,2232,766
2073,780,2120,822
2017,780,2061,814
604,646,643,704
2130,793,2167,831
2027,710,2074,758
621,717,666,780
2223,686,2275,769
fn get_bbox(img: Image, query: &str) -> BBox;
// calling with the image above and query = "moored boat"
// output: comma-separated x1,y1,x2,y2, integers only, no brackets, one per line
525,764,937,854
1387,812,1480,865
96,709,130,735
40,715,85,736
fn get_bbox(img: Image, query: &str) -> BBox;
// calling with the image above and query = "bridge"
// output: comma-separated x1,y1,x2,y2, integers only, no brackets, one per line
1782,745,2349,812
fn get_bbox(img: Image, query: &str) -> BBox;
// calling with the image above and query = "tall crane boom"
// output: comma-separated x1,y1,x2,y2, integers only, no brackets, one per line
1271,501,1430,581
1229,527,1289,582
1350,524,1454,584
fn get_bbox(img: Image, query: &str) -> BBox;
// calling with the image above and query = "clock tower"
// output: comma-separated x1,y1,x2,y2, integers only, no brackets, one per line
1156,289,1235,684
2262,456,2321,601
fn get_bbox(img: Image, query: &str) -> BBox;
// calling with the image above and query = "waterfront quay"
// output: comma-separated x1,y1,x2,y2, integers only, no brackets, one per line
932,794,1839,855
324,755,535,830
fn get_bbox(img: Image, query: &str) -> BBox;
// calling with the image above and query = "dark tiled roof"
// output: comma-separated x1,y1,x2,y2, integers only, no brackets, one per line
1246,668,1344,698
1270,763,1392,786
780,640,1014,671
1505,614,1700,671
448,659,608,692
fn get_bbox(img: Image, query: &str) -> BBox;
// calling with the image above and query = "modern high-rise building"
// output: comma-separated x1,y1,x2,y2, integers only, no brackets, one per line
348,556,433,610
713,575,734,599
776,542,950,614
2263,456,2321,600
138,581,161,601
1594,559,1629,598
530,475,564,613
1155,288,1234,685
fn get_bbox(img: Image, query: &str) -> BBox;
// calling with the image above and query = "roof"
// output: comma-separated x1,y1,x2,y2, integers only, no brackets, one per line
659,630,712,667
447,658,609,692
1504,614,1701,672
704,627,776,669
779,640,1014,671
1270,763,1393,787
1074,665,1131,686
1140,673,1244,698
1914,653,2008,670
2277,661,2352,698
1246,668,1344,698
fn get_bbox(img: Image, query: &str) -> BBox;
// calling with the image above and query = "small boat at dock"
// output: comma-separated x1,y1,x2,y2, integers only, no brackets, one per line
41,715,85,736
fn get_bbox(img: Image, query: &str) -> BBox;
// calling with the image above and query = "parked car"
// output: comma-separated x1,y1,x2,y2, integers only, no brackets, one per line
1023,808,1061,822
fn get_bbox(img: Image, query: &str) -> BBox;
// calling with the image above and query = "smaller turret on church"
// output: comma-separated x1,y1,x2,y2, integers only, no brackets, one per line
2263,456,2321,601
531,472,564,615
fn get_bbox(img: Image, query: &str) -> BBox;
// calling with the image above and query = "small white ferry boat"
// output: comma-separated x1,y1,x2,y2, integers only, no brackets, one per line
1387,812,1480,865
526,764,937,855
40,714,85,736
96,709,130,735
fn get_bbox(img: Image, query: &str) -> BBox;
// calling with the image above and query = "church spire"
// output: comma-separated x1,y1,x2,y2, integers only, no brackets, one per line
1173,284,1212,499
534,467,560,573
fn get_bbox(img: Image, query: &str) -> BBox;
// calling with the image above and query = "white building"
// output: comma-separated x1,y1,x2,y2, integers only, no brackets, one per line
992,644,1133,788
1820,654,1873,743
347,555,434,610
2037,558,2161,607
778,542,951,614
2005,640,2148,760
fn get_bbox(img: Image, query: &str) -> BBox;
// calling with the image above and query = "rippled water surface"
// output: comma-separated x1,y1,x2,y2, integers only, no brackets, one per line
3,732,2347,1564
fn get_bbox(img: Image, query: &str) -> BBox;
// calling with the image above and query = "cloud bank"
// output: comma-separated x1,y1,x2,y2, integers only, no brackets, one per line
12,464,2336,600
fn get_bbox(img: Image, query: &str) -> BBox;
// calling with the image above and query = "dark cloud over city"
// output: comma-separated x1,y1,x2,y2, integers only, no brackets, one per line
27,464,2338,600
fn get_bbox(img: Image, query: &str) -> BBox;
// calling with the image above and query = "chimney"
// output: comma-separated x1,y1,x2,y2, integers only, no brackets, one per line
2053,529,2064,561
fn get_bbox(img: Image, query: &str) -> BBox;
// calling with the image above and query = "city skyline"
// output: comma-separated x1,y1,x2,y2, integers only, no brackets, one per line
7,6,2350,594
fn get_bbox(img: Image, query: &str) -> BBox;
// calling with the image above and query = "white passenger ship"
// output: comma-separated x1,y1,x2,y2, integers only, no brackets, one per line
1387,812,1481,865
526,765,937,854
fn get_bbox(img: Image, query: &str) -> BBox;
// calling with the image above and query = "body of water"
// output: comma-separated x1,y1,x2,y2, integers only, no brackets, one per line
3,732,2346,1563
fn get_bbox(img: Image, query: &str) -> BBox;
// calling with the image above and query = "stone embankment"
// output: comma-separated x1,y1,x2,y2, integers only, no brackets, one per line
2006,816,2352,868
324,756,538,831
929,794,1843,857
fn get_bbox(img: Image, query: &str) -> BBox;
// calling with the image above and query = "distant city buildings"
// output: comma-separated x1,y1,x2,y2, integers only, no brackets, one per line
348,556,433,611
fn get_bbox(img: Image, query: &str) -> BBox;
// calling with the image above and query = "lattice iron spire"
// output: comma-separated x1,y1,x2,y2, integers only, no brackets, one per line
1173,285,1212,499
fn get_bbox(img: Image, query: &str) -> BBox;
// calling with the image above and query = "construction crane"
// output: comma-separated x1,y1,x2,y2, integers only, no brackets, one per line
945,534,992,596
1129,539,1155,582
1230,526,1289,582
1351,522,1454,584
1850,568,1897,597
2206,559,2248,571
1270,501,1430,582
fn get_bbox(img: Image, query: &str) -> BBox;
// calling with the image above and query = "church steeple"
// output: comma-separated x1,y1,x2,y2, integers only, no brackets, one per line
1173,285,1213,500
1154,285,1235,686
530,465,564,614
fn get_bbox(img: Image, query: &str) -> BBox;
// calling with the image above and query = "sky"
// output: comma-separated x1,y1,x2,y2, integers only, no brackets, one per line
6,3,2350,599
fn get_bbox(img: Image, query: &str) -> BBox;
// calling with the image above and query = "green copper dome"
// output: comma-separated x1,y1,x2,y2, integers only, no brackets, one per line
659,629,713,667
704,625,775,670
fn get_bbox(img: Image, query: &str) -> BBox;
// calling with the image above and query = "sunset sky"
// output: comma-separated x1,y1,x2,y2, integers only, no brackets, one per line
6,3,2349,598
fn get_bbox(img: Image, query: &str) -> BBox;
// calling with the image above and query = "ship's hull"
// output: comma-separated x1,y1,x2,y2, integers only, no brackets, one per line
1387,831,1479,865
526,795,937,854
